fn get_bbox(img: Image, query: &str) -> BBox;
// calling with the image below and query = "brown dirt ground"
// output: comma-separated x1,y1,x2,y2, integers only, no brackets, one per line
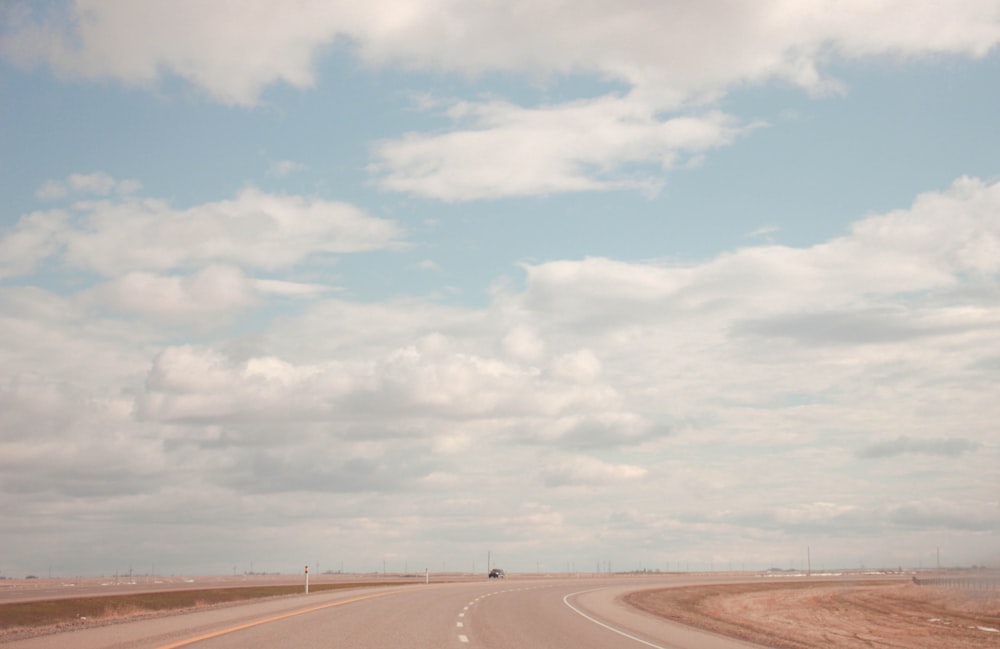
625,579,1000,649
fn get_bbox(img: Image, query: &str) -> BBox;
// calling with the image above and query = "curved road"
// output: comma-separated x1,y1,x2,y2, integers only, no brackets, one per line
4,576,766,649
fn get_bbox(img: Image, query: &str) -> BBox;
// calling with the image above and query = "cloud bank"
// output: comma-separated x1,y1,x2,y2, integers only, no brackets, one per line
1,174,998,572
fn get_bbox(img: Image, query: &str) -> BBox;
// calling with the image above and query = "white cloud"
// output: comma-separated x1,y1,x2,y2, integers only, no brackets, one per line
34,180,68,201
747,225,779,239
774,502,857,525
3,175,1000,572
0,286,159,391
373,98,751,200
137,345,348,422
268,159,306,177
0,209,68,280
35,172,141,201
0,182,404,278
501,325,545,363
254,278,334,298
1,0,344,106
7,3,997,201
126,175,1000,462
414,259,443,273
548,349,602,383
848,176,1000,275
68,171,117,194
133,328,633,435
520,177,1000,328
541,455,647,487
4,1,997,106
83,265,260,323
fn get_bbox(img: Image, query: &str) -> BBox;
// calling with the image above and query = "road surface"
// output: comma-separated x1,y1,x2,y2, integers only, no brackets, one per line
3,576,766,649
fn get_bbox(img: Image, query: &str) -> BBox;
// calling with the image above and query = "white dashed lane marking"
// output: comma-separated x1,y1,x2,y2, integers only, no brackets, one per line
456,585,539,645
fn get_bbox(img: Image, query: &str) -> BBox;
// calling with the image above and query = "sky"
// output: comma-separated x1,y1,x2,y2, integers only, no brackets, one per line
1,1,999,578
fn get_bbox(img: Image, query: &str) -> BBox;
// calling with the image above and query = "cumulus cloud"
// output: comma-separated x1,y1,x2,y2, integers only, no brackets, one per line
548,349,603,383
373,99,751,200
848,176,1000,276
501,325,545,363
82,265,261,323
5,1,997,105
0,182,404,279
3,175,1000,571
183,176,1000,461
0,210,68,280
5,3,999,201
137,345,353,423
136,339,626,426
0,0,343,106
77,267,334,325
521,177,1000,329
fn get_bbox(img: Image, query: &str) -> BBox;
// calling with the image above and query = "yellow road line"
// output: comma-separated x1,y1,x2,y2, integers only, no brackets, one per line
153,588,407,649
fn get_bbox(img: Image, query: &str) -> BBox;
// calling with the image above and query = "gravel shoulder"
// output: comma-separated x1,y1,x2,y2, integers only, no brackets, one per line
625,578,1000,649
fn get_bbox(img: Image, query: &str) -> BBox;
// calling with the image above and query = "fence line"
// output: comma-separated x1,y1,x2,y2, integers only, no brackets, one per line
912,576,999,592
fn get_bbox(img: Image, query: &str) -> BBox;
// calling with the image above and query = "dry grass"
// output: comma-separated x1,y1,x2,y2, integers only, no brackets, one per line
626,579,1000,649
0,582,405,633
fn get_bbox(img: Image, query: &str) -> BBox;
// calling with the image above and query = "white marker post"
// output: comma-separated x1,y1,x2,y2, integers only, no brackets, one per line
425,567,429,585
304,564,310,594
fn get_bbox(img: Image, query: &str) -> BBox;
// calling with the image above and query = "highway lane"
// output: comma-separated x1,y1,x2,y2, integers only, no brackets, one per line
4,576,768,649
457,578,766,649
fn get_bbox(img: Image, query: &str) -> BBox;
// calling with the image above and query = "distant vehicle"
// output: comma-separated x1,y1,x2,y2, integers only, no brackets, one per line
488,568,505,579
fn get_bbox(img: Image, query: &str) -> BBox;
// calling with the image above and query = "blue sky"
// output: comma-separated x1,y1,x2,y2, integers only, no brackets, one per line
1,1,999,577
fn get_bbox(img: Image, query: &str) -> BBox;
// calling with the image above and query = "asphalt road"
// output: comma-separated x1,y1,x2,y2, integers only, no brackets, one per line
3,576,767,649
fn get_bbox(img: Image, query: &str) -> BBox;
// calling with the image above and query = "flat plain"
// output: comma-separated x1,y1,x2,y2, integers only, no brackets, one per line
2,572,998,648
627,576,1000,649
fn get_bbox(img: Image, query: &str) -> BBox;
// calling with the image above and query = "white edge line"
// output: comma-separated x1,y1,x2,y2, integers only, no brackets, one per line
563,589,671,649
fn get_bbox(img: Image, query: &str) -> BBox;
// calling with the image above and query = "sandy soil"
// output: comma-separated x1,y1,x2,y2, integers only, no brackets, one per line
626,578,1000,649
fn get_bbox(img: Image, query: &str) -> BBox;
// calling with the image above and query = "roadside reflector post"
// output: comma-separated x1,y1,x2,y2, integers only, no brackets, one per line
425,567,429,585
305,564,310,594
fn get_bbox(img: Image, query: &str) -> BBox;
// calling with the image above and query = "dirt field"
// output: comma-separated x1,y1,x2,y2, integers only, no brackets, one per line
626,578,1000,649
